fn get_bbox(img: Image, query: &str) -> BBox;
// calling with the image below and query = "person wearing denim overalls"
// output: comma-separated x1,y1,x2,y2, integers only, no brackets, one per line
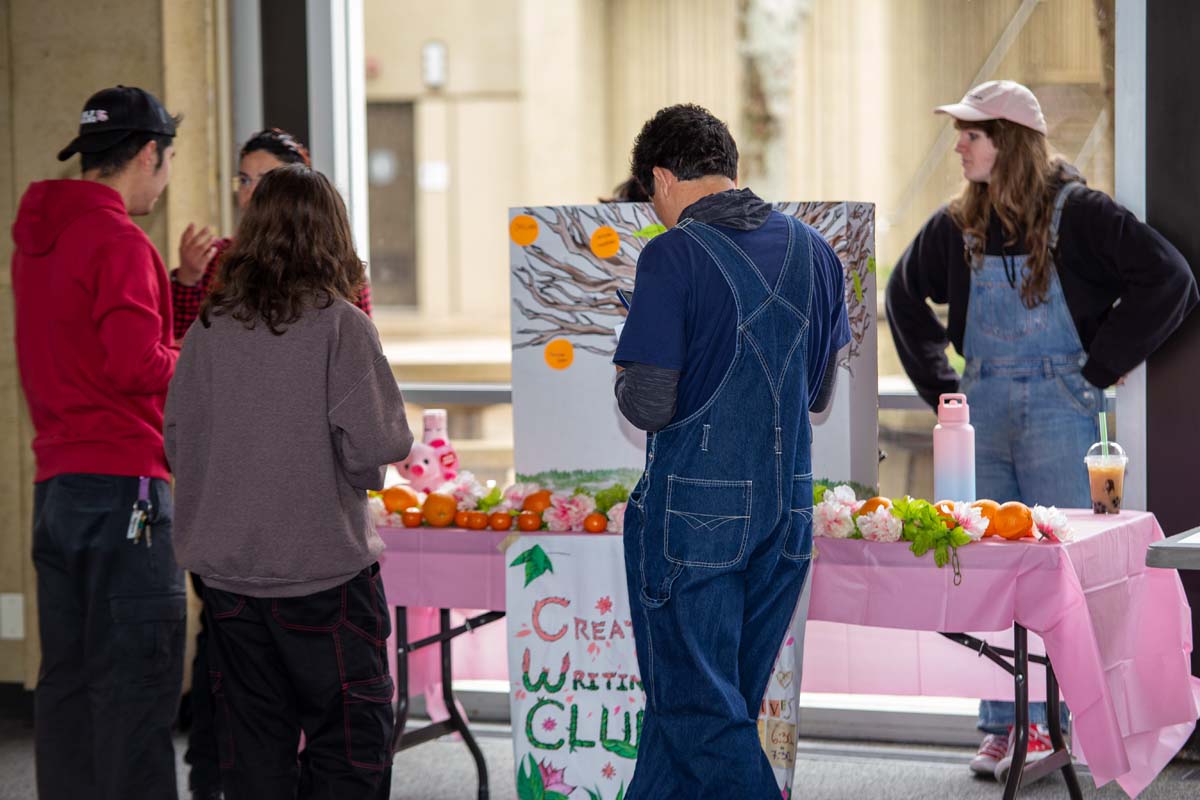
615,105,850,797
888,80,1197,784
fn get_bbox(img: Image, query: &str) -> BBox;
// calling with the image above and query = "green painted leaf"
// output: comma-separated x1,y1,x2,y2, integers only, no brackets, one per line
516,754,545,800
585,789,602,800
851,271,864,303
509,544,555,587
602,739,639,759
867,256,877,274
615,784,626,800
634,223,667,239
545,793,570,800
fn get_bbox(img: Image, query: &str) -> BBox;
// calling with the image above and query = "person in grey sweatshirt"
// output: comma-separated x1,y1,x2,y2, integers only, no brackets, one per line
165,164,413,799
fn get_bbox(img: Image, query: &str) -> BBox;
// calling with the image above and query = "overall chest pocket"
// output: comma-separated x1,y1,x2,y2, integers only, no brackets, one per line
970,274,1051,342
664,476,751,568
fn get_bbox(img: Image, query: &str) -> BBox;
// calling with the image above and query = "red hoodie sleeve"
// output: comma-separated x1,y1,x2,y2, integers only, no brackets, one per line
91,234,179,395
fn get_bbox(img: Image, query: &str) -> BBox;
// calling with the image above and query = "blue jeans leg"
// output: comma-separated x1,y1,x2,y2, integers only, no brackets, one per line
978,700,1071,735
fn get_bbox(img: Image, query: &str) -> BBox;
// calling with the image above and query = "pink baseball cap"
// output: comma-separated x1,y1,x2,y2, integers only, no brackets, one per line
934,80,1047,136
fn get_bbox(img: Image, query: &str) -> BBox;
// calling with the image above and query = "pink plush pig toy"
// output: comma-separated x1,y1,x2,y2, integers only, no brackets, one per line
394,438,459,493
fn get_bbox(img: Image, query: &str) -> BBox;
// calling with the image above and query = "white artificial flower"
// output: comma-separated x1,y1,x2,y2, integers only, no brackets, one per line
951,501,989,541
857,507,902,542
814,500,856,539
829,484,859,510
1032,505,1073,542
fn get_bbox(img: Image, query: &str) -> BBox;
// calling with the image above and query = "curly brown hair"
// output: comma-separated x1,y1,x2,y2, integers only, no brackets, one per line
201,165,365,334
947,118,1080,308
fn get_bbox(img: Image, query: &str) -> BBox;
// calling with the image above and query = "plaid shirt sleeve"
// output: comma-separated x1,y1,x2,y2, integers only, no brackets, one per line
171,237,231,341
355,279,373,317
171,270,208,341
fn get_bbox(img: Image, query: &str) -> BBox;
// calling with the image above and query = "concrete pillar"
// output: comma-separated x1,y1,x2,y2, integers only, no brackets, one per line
0,0,225,686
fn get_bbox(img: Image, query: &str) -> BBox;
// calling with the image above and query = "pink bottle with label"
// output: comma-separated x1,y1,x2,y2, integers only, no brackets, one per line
933,393,975,502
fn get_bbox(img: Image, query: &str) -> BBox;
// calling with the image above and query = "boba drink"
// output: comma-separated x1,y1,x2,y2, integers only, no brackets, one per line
1085,441,1127,514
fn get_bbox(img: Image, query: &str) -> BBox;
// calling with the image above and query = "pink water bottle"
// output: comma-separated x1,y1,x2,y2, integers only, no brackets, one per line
933,393,975,502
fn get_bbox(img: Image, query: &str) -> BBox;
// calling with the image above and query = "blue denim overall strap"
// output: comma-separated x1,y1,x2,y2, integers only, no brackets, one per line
961,183,1094,734
639,213,816,591
622,213,816,798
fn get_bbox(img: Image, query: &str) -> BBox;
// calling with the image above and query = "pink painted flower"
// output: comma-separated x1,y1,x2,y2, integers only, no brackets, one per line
544,492,597,532
537,761,575,795
595,596,613,615
542,717,558,732
435,470,486,511
857,507,902,542
949,501,989,541
602,762,616,779
1032,505,1073,542
814,500,856,539
606,501,627,533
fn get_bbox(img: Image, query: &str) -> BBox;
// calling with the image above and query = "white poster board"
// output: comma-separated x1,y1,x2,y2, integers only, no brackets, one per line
506,535,808,799
508,202,877,491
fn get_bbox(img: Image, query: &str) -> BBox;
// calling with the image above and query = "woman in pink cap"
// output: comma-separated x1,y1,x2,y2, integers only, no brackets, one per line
887,80,1196,782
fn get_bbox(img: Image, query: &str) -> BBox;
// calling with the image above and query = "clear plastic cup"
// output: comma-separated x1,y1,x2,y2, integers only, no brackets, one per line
1084,441,1127,514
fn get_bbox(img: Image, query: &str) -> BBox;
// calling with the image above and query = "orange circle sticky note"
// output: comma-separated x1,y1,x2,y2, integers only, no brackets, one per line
590,225,620,259
510,214,539,246
544,339,575,370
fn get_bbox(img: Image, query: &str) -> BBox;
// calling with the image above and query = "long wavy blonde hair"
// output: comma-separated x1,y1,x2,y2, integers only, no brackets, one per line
948,118,1079,308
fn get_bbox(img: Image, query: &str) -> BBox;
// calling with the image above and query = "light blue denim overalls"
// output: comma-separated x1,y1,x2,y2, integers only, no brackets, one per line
961,182,1097,734
623,213,815,798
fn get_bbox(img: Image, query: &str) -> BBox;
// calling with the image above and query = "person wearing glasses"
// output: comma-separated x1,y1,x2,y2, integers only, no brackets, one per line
170,128,373,342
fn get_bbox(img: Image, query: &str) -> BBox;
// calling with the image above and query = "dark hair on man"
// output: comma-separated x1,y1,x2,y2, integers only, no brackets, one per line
630,104,738,198
240,127,311,167
202,165,365,335
80,120,181,177
601,176,651,204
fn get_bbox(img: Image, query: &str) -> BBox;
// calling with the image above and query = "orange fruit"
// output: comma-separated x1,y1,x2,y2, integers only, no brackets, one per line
454,510,472,528
465,511,489,530
971,499,1001,537
583,512,608,533
422,493,458,528
855,496,892,517
489,511,513,531
401,507,423,528
522,490,553,513
993,501,1034,540
516,510,542,532
382,485,420,514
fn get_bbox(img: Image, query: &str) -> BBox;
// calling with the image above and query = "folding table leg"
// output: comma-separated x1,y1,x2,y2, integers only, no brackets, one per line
391,606,410,753
439,608,490,800
1046,661,1084,799
1003,624,1030,800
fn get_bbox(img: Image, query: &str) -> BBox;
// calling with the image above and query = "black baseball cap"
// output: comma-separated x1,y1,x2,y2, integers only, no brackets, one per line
57,85,177,162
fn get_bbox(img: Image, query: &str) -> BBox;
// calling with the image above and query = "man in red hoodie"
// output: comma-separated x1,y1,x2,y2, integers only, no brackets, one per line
11,86,186,800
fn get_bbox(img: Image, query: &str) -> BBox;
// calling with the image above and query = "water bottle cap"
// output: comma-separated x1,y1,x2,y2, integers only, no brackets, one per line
937,393,970,424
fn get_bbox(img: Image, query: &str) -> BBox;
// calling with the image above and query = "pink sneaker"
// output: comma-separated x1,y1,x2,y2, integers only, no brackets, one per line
969,731,1009,775
994,724,1057,783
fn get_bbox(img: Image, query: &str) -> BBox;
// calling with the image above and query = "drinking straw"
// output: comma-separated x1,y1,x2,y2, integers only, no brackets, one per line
1099,412,1109,457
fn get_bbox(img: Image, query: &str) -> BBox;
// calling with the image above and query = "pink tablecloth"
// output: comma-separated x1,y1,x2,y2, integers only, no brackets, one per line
378,512,1199,797
809,510,1200,797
